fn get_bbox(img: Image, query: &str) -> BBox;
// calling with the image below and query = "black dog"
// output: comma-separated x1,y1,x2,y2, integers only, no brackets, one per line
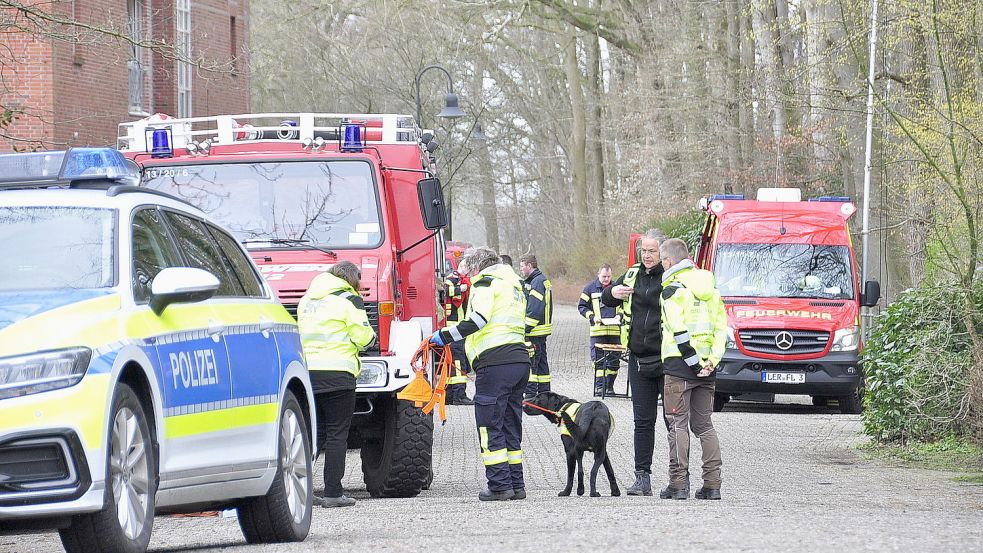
524,391,620,497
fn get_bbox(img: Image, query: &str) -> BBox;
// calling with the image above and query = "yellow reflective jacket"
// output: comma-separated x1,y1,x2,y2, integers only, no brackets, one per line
298,273,376,376
660,260,727,378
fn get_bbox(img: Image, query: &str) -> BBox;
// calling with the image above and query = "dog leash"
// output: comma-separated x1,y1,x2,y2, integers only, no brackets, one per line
521,400,559,417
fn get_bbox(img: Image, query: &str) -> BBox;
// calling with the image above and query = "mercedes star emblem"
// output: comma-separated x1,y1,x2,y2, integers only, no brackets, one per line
775,331,794,350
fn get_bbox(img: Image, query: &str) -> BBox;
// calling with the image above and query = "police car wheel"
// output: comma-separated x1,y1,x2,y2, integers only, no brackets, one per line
237,390,312,544
360,397,433,498
59,384,157,553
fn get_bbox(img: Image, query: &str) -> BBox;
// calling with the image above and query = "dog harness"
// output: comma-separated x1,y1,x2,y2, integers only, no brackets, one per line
557,402,582,437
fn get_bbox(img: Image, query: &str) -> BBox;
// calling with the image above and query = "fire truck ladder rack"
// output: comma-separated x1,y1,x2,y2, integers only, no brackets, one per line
117,113,422,152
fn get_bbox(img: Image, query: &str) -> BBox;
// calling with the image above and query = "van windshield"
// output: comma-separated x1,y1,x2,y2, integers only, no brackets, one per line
141,160,382,249
0,207,116,291
713,244,855,299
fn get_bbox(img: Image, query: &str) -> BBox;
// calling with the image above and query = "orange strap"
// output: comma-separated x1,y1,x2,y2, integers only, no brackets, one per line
410,340,454,424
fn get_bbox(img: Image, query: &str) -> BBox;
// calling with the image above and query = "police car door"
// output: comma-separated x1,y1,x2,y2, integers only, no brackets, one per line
204,223,284,467
152,210,238,480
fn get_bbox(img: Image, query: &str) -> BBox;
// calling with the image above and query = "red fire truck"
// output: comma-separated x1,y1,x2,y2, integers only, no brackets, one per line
119,113,448,497
694,189,880,413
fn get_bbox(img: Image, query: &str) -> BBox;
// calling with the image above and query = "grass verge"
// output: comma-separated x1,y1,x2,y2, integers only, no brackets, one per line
860,435,983,483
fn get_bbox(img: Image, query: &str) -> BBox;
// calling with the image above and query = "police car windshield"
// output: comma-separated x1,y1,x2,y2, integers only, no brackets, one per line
141,160,382,249
0,207,116,291
713,244,854,300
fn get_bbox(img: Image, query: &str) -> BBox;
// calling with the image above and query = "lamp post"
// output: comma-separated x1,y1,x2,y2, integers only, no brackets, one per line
414,64,466,127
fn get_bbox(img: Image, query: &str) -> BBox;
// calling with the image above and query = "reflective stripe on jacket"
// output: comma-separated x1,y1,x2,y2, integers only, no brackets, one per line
659,260,727,378
578,279,620,337
523,268,552,337
444,271,469,326
438,263,528,370
601,263,664,355
298,272,376,376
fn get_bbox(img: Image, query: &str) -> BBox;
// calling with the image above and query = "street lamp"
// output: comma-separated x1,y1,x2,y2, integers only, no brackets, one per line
414,64,466,126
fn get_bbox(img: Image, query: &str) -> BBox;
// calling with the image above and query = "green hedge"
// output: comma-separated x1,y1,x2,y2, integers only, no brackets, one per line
649,209,705,254
864,283,982,443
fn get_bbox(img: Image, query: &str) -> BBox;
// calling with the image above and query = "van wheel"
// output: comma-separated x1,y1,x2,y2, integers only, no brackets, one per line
712,393,728,412
361,397,433,498
60,384,156,553
238,390,312,543
837,389,864,414
812,396,829,407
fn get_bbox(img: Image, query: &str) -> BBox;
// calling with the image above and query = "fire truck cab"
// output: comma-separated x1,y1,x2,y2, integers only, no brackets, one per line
695,188,880,413
119,113,447,497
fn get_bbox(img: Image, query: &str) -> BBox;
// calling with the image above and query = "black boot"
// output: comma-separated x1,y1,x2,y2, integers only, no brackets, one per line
695,487,721,500
626,471,652,496
478,488,515,501
659,478,690,499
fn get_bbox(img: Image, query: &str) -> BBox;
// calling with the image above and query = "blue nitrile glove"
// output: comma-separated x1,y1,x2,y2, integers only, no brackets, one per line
430,330,447,346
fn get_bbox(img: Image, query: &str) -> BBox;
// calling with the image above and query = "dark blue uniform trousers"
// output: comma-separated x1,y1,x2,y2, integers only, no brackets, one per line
474,361,530,493
591,335,621,393
524,336,550,397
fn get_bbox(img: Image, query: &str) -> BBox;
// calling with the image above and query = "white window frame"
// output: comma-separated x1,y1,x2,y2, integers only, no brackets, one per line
176,0,192,118
127,0,148,115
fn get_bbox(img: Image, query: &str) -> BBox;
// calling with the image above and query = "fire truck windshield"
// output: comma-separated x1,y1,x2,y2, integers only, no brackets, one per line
141,160,382,249
712,244,855,300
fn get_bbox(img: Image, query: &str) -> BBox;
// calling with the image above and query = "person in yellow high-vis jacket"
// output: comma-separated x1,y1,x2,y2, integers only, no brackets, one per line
443,259,474,405
658,238,726,501
298,261,376,508
430,247,530,502
519,253,552,398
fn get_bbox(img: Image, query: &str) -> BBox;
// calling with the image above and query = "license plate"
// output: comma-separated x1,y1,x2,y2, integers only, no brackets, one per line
761,371,805,384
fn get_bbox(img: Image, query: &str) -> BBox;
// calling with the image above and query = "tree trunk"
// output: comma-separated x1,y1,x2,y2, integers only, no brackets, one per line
586,30,606,230
752,0,787,146
564,30,590,246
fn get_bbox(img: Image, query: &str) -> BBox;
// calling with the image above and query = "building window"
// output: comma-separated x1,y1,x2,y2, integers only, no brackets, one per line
230,16,238,74
176,0,192,118
127,0,147,115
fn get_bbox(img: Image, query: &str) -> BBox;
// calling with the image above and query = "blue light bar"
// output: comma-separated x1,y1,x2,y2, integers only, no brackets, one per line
809,196,852,202
341,123,364,152
60,148,139,184
710,194,745,201
0,151,67,184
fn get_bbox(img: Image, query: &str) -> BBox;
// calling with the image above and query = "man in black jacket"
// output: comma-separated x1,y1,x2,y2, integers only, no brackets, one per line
601,229,673,497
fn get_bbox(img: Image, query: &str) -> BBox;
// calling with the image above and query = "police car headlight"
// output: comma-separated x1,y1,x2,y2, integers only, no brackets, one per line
0,347,92,400
356,361,388,388
726,326,737,349
831,327,860,352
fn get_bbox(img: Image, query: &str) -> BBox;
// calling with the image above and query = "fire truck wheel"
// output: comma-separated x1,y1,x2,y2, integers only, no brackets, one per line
361,397,433,498
837,389,864,414
712,393,729,412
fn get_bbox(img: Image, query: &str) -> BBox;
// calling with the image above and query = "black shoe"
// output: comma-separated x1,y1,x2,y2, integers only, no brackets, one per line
660,486,688,500
695,487,721,500
659,480,690,499
478,488,515,502
511,488,527,500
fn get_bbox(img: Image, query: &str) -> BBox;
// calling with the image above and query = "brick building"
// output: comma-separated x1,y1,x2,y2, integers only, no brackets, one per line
0,0,249,151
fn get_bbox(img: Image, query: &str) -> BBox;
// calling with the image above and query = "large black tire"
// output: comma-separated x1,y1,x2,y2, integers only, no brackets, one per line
712,393,729,413
360,397,433,498
60,384,157,553
238,390,312,544
812,396,829,407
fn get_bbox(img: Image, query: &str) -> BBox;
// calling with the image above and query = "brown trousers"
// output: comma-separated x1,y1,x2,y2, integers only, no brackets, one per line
664,375,722,489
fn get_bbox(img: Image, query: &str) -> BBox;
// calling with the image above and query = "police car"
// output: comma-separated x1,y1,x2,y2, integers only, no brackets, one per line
0,148,315,552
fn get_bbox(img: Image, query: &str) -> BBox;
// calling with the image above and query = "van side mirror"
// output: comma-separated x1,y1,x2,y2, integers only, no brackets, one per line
417,177,447,230
860,280,881,307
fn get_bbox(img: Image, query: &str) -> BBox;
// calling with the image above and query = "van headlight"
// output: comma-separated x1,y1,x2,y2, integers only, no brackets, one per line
831,327,860,352
0,347,92,400
726,326,737,349
356,361,388,388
